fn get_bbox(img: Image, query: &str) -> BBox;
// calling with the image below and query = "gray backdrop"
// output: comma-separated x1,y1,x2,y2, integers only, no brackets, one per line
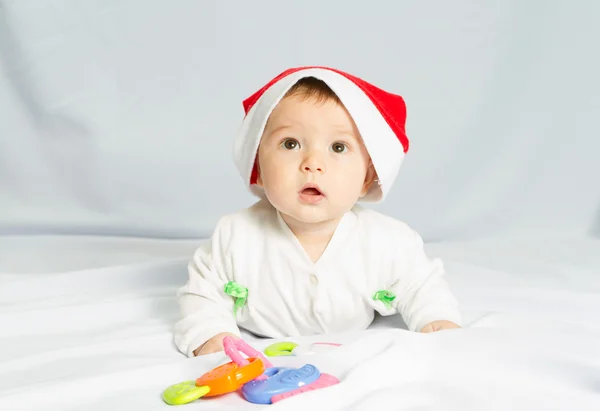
1,0,599,242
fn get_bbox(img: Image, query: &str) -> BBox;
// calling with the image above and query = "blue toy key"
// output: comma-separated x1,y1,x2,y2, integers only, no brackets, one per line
242,364,321,404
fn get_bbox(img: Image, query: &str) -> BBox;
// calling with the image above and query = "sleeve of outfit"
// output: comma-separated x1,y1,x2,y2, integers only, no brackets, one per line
389,229,462,332
173,216,241,357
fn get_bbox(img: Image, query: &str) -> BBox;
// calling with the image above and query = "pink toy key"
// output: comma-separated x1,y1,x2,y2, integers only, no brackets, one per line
223,336,274,381
271,373,340,403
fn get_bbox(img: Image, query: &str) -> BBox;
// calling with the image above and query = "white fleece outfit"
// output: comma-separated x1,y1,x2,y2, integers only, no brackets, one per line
174,199,461,357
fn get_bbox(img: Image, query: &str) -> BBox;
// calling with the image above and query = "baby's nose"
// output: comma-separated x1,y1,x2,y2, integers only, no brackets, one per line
301,152,326,173
303,163,323,172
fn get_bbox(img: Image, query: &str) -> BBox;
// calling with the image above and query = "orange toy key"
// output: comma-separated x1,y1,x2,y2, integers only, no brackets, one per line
195,357,265,396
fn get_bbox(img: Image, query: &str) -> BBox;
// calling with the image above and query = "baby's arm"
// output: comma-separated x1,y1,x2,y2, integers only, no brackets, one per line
393,230,462,333
173,220,240,357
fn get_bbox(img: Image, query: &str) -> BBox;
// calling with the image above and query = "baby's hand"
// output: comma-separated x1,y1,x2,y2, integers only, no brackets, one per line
420,320,460,333
193,332,239,356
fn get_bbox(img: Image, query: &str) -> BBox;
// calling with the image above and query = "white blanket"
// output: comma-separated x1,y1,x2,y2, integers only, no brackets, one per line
1,235,599,410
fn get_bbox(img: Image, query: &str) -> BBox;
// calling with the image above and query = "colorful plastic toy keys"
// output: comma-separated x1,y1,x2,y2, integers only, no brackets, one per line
195,357,265,397
264,341,299,357
162,381,210,405
242,364,328,404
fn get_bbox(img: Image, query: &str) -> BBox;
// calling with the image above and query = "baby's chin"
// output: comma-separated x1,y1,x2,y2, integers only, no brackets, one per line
265,192,356,227
278,206,346,227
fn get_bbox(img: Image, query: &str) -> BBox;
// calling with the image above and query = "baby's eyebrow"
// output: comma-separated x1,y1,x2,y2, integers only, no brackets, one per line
331,127,360,140
267,124,295,136
331,125,354,134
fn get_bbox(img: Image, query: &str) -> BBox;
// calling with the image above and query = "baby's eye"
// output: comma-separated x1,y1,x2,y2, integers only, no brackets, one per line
331,142,347,153
281,138,300,150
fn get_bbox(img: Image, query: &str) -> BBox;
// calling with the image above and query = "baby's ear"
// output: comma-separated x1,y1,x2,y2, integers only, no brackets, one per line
255,157,263,187
360,163,377,197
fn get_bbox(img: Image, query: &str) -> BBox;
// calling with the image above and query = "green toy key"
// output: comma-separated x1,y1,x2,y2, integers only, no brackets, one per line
264,341,298,357
162,381,210,405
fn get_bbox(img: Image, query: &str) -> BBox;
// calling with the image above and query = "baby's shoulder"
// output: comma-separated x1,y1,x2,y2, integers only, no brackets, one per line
212,199,276,243
353,205,421,249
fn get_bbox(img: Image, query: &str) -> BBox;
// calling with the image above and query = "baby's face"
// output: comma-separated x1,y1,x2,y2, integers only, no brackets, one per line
256,94,374,227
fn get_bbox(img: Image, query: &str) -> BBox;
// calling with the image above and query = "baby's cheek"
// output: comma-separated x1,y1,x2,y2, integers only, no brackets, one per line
336,172,366,197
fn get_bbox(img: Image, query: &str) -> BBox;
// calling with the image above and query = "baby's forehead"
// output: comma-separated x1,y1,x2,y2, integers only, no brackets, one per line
266,96,357,130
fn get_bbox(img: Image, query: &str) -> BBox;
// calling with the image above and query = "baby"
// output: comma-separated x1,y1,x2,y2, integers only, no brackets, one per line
174,66,461,357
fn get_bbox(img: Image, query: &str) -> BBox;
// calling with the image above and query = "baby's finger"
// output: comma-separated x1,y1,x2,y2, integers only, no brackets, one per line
199,343,224,355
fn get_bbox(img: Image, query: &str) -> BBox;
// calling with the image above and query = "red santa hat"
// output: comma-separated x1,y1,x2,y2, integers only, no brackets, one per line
233,66,409,202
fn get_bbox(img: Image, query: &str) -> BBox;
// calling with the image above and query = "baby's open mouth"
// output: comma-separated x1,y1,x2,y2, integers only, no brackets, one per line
301,187,322,196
